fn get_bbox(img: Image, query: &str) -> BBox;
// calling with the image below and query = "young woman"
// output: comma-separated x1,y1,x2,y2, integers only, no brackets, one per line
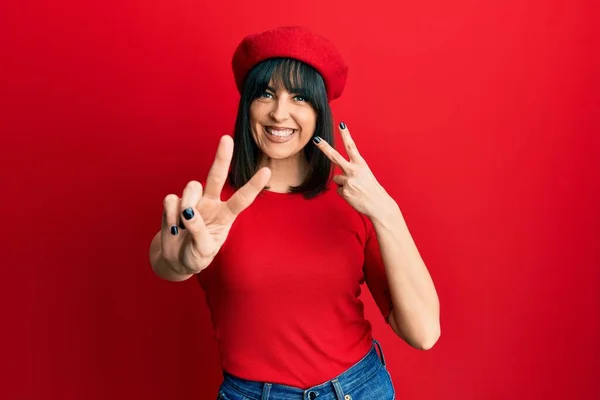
149,26,440,400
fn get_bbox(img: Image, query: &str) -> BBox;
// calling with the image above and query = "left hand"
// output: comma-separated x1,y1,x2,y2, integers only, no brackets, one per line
313,122,396,219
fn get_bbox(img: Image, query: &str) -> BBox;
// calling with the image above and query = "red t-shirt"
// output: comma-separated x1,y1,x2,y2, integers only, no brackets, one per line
197,181,393,389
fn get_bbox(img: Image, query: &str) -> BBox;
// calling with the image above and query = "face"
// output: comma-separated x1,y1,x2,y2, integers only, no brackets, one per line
249,83,317,163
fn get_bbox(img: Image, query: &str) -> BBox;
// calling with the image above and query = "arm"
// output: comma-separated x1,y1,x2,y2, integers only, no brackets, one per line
149,231,194,282
372,200,441,350
311,123,440,349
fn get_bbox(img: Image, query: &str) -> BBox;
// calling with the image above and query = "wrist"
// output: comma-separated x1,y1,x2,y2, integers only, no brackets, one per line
369,197,401,228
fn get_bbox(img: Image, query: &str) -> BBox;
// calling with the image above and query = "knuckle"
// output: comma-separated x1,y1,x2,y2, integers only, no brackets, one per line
184,181,203,199
236,192,249,207
186,180,203,191
163,194,179,208
206,174,219,187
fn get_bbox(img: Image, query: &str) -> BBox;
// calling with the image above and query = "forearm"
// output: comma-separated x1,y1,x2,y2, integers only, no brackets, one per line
149,232,194,282
371,201,440,350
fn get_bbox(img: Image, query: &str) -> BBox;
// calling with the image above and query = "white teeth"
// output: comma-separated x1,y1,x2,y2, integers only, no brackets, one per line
266,127,295,137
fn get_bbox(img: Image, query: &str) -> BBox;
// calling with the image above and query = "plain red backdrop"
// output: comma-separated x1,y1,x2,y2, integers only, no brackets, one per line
1,0,599,399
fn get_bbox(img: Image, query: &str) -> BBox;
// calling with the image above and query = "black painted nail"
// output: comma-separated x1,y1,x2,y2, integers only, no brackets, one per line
182,208,194,220
313,136,322,144
178,219,186,230
339,122,346,130
170,225,179,235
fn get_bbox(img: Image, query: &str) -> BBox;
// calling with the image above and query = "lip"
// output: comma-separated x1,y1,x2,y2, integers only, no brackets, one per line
265,125,297,131
263,126,296,143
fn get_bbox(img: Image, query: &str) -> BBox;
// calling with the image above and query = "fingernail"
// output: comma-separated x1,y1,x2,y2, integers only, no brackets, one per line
170,225,179,235
178,219,186,230
182,208,194,220
339,122,346,129
313,136,322,144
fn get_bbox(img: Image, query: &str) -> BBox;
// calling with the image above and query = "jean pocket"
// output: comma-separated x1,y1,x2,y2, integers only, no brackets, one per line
342,365,396,400
217,384,255,400
217,391,249,400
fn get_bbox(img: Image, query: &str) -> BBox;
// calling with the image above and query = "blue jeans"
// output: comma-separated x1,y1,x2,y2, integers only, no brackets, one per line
217,339,395,400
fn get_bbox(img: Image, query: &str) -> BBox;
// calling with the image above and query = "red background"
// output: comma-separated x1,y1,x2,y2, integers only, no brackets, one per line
1,0,599,399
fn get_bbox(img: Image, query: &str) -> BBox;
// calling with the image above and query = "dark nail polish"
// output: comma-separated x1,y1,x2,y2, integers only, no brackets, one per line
339,122,346,130
170,225,179,235
178,219,186,230
313,136,322,144
182,207,194,220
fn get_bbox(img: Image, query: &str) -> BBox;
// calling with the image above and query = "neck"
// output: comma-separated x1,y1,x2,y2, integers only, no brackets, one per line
258,153,308,193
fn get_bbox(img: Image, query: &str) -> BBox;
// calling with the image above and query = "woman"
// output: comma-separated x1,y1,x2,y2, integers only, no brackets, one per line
149,26,440,400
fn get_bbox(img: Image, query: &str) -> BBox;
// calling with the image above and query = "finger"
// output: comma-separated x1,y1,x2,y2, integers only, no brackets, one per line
332,174,347,186
163,202,186,231
179,181,212,246
338,122,364,163
162,194,181,233
226,167,272,216
161,194,184,259
204,135,234,200
313,136,352,173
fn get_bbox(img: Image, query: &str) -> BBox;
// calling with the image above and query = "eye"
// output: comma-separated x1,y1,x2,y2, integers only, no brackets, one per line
294,95,307,102
260,91,274,99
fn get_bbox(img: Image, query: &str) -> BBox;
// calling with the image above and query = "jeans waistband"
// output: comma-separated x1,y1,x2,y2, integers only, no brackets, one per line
222,339,387,400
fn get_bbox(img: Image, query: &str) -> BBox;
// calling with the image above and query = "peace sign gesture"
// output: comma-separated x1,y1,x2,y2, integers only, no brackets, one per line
314,122,397,220
158,135,271,276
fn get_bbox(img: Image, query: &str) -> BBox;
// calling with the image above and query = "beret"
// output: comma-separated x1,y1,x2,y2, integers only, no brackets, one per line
232,26,348,101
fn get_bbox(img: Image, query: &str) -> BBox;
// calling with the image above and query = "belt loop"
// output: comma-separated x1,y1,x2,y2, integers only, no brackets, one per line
373,339,386,366
261,383,272,400
331,378,345,400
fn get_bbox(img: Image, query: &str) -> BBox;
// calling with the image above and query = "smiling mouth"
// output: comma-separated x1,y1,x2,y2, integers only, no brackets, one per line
264,126,296,137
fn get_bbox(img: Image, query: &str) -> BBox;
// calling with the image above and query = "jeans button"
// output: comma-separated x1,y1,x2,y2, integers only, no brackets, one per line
308,392,317,400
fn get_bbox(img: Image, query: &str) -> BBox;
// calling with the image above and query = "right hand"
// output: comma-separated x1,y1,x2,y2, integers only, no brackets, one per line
160,135,271,275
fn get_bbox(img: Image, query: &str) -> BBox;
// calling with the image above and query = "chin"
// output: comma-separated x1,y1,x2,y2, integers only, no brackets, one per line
261,150,298,160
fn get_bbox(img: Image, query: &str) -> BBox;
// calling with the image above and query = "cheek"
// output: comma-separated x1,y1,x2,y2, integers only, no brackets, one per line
249,104,264,136
299,110,317,132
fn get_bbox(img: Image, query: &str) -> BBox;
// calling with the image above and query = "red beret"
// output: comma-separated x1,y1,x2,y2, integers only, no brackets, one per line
232,26,348,101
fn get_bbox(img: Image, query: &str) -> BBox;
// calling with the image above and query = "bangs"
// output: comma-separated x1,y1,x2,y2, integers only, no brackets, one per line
246,58,325,109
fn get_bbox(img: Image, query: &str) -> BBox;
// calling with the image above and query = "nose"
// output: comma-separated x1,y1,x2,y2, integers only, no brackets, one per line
268,97,291,122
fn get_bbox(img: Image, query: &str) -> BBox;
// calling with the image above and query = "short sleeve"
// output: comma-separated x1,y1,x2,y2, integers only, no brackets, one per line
362,217,394,324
